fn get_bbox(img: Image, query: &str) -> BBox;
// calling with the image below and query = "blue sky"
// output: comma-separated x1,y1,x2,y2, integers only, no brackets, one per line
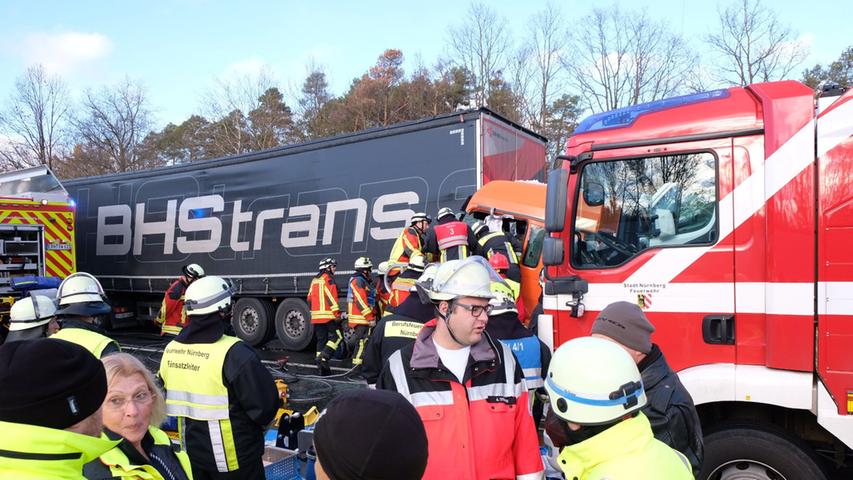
0,0,848,129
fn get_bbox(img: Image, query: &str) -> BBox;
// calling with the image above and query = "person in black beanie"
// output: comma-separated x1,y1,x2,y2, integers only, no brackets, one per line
313,389,428,480
0,338,119,479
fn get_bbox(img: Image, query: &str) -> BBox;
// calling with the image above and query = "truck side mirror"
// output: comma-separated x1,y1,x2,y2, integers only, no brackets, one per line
542,236,564,266
545,169,569,232
583,182,605,207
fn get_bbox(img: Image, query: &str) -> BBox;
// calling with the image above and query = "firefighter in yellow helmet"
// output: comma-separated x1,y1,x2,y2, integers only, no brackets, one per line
158,275,279,479
52,272,120,358
544,336,693,479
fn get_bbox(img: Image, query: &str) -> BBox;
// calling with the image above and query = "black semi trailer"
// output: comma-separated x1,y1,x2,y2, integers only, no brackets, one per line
65,108,546,349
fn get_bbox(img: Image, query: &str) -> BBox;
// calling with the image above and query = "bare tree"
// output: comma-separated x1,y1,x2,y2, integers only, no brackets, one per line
69,77,154,175
447,2,512,107
707,0,809,85
563,6,696,112
0,65,70,171
525,2,567,131
201,67,277,155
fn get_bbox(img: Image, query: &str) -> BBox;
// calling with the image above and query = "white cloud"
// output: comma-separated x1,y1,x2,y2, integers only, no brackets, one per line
19,31,112,74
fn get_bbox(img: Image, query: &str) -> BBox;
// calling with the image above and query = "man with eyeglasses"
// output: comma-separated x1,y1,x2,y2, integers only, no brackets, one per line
377,256,544,480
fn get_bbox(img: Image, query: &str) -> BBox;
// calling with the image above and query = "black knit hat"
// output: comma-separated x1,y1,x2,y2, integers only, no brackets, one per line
591,301,656,354
314,389,428,480
0,338,108,429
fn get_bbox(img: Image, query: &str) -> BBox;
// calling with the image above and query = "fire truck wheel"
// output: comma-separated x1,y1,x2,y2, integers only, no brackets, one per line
274,298,313,351
700,424,827,480
231,298,273,347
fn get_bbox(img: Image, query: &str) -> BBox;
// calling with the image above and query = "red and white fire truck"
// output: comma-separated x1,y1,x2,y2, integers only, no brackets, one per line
541,81,853,478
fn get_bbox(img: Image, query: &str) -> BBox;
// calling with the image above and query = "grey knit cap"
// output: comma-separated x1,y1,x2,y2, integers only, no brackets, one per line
591,301,655,353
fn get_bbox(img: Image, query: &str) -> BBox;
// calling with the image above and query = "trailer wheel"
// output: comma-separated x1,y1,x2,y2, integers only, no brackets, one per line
700,424,827,480
232,298,272,347
274,298,313,351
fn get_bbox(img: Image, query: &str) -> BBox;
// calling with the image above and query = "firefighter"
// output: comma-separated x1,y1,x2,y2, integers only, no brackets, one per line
156,263,205,336
52,272,120,358
388,212,431,277
3,294,58,344
0,338,118,479
374,261,392,318
485,285,550,427
308,257,343,376
158,275,279,480
489,252,526,321
472,220,521,282
347,256,375,377
422,207,478,263
589,301,704,476
544,336,693,479
362,264,438,386
388,254,426,311
376,257,544,479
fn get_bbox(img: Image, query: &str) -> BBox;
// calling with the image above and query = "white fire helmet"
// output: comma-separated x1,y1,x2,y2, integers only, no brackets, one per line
182,263,205,280
471,221,489,237
407,254,426,272
427,256,499,302
545,336,647,426
354,256,373,270
9,295,57,331
412,263,440,296
184,276,233,316
57,272,107,306
377,261,390,276
488,283,518,315
436,207,455,220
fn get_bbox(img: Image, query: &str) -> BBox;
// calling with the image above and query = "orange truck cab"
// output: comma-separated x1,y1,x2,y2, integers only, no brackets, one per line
464,180,546,324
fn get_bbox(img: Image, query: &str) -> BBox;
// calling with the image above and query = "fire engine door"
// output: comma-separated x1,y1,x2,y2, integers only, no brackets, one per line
564,140,736,371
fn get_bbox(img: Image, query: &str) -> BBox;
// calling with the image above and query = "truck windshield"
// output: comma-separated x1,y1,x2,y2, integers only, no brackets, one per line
0,167,67,197
572,152,717,268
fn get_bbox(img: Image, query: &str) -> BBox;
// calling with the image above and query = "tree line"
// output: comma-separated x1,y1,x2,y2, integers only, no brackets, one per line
1,0,851,179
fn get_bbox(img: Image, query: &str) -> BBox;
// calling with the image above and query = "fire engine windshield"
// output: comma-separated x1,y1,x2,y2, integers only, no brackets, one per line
0,166,68,198
572,152,717,268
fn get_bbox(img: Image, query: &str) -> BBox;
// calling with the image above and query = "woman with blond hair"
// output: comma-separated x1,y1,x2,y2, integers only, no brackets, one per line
84,353,193,480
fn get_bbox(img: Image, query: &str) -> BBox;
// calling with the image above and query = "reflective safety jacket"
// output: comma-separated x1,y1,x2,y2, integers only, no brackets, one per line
478,231,520,265
347,272,375,327
52,324,120,358
423,218,478,263
0,420,119,479
377,320,544,480
389,268,420,309
388,226,423,272
375,276,392,317
160,335,241,473
85,426,192,480
307,271,340,324
557,412,693,480
498,335,544,389
157,279,189,336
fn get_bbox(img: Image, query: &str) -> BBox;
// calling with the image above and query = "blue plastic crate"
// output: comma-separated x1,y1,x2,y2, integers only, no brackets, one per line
264,447,301,480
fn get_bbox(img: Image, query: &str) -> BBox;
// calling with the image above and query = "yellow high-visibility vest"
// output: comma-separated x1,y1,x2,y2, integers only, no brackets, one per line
52,327,119,358
159,335,241,473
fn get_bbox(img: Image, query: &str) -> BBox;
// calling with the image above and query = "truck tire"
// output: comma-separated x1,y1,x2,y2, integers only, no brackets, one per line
700,424,827,480
232,298,272,347
274,298,313,351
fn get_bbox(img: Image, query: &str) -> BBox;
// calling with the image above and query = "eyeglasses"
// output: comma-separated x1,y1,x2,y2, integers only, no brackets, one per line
106,390,153,410
454,302,493,318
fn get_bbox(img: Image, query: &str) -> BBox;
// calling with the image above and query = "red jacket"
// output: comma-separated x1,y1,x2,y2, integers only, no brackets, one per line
377,320,544,480
157,279,188,335
308,272,340,324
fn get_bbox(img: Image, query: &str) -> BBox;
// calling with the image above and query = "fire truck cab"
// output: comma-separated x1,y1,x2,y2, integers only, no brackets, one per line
0,166,76,342
542,81,853,478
